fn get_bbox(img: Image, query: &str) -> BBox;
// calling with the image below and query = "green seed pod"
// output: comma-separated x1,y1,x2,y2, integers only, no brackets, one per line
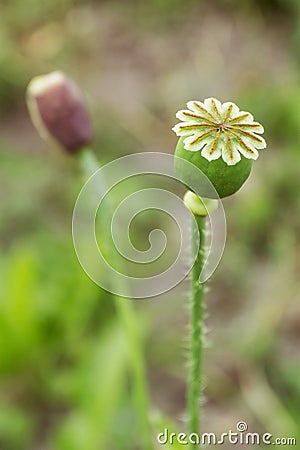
173,98,266,198
175,136,252,198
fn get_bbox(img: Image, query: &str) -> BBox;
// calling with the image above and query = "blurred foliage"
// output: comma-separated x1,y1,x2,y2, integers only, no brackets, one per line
1,0,300,449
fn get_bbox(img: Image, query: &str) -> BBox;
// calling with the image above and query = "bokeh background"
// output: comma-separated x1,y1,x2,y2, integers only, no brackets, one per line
1,0,300,448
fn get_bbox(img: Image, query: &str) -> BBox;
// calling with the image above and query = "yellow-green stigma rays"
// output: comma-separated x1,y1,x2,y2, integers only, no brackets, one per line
172,98,267,166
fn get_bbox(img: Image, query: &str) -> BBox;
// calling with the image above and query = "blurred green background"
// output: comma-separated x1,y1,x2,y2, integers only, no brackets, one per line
1,0,300,448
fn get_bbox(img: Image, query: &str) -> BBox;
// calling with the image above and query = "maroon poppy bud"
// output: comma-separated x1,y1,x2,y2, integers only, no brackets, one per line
26,71,93,154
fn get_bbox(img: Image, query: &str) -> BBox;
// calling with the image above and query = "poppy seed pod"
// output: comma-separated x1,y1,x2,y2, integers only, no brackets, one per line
26,71,93,154
173,98,267,198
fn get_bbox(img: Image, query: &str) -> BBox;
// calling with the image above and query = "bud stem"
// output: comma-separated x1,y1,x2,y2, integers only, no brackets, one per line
77,147,153,450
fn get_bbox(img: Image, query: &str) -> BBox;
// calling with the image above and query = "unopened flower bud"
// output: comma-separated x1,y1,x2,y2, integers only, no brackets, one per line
26,71,93,154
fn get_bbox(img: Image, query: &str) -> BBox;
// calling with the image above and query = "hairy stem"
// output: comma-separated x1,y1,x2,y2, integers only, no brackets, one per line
188,214,206,446
77,147,152,450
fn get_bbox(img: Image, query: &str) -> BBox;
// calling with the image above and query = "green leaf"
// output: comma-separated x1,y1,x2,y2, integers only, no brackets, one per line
52,320,129,450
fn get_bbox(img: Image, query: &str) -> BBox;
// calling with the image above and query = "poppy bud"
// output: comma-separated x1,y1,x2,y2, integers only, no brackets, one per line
26,71,93,154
